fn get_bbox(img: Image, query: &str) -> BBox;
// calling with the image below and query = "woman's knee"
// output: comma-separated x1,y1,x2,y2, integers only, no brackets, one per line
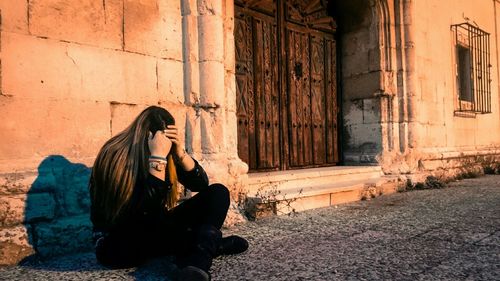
208,183,230,205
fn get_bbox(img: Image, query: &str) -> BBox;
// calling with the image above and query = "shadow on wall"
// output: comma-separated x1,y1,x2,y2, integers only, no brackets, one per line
20,155,93,265
17,155,180,279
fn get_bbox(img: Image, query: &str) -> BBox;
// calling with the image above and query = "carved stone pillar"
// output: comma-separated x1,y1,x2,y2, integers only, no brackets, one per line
182,0,248,224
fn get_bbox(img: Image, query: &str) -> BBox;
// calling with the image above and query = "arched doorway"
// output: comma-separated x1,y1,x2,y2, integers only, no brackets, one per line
235,0,339,172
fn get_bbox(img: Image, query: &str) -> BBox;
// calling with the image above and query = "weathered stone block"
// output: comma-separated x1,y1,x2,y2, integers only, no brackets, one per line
0,195,25,226
0,172,38,195
182,15,199,62
342,51,370,77
284,194,331,214
181,0,198,16
184,61,201,105
368,47,382,72
224,29,236,73
158,59,184,104
66,43,159,104
222,203,246,228
345,123,382,150
35,215,92,258
0,0,28,33
0,193,55,227
0,225,34,266
224,0,235,21
185,108,202,155
197,0,223,16
0,96,110,161
199,61,225,106
198,15,224,61
1,32,157,103
3,33,150,106
200,109,225,154
28,0,122,48
124,0,182,59
341,29,374,56
225,72,237,112
330,189,361,205
225,110,239,155
343,100,364,126
199,157,231,185
363,98,381,124
421,124,447,149
342,71,382,100
2,32,78,99
110,103,144,136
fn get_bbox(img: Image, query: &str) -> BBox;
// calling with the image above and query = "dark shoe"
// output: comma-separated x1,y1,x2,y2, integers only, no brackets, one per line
216,235,249,256
178,225,221,273
178,266,210,281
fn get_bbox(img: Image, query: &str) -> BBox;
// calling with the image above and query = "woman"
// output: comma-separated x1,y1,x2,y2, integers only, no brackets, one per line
89,106,248,281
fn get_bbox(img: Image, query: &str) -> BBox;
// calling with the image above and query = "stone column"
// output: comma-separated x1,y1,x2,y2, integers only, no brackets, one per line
181,0,202,157
196,0,228,163
402,0,418,150
222,0,248,204
183,0,247,224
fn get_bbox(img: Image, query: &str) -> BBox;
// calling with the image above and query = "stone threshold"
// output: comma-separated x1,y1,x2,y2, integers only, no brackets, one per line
245,166,398,218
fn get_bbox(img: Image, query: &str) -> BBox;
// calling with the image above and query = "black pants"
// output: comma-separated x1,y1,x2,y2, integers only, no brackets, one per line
95,183,230,269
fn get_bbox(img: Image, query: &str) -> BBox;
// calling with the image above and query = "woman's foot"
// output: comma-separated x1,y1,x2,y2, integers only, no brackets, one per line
178,266,210,281
216,235,249,256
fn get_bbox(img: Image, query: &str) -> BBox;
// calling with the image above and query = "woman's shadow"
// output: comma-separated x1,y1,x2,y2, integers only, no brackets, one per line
20,155,177,280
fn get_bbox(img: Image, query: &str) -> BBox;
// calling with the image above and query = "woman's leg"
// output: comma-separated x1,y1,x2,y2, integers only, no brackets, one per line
94,226,154,268
166,183,230,230
157,183,230,279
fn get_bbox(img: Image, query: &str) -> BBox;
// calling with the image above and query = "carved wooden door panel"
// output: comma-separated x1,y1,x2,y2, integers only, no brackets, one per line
235,0,338,172
235,0,279,171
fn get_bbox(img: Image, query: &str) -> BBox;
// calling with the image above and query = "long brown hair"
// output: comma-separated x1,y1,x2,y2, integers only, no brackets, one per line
89,106,179,226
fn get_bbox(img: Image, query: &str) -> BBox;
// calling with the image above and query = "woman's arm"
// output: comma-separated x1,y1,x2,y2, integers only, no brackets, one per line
131,129,172,215
163,125,209,191
175,148,195,172
176,157,209,192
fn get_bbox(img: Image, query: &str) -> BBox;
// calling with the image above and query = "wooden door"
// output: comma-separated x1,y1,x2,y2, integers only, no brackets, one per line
235,0,338,172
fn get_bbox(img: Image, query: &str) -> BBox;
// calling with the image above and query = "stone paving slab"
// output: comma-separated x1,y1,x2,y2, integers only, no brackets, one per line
0,175,499,280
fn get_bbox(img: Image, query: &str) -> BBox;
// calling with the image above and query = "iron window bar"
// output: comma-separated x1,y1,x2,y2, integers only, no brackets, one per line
451,22,492,114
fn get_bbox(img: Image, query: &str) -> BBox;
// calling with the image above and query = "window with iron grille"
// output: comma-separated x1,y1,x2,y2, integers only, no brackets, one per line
451,23,492,114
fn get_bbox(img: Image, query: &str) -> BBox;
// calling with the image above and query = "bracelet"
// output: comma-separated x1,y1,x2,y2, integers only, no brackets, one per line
149,159,167,165
149,155,167,161
149,159,167,164
149,161,166,171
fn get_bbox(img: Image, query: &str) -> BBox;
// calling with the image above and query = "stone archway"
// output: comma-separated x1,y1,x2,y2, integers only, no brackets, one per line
331,0,416,171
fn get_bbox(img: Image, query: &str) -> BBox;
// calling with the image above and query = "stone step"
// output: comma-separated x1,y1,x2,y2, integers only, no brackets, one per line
247,166,384,196
244,167,398,219
249,178,382,203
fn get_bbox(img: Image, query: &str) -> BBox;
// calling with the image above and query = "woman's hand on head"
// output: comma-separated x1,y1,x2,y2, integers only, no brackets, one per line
163,125,185,157
164,125,195,171
148,130,172,157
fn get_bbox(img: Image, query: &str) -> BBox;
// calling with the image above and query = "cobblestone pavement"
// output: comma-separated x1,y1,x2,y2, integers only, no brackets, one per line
1,175,499,281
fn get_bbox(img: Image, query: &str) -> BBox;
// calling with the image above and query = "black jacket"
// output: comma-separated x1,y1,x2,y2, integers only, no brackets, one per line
91,158,209,234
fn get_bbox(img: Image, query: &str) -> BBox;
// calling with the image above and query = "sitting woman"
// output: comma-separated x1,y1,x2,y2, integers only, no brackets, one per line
89,106,248,281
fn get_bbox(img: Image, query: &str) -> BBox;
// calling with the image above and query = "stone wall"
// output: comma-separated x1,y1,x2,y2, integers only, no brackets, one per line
336,0,386,165
410,0,500,173
0,0,246,265
338,0,500,175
